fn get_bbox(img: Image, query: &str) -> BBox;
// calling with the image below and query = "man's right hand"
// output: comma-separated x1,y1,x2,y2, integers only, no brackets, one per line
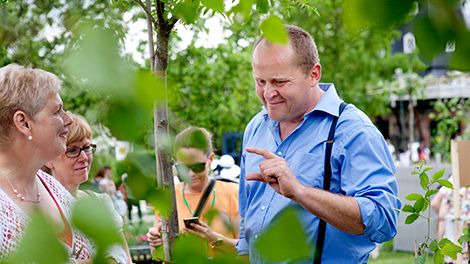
147,224,162,247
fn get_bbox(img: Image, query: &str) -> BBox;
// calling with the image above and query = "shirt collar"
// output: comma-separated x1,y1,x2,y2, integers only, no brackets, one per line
310,83,343,117
261,83,343,121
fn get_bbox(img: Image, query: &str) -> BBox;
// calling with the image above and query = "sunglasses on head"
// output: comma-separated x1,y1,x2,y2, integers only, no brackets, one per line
175,162,207,174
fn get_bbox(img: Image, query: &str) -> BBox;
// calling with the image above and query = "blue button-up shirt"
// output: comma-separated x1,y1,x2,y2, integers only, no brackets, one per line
237,84,401,263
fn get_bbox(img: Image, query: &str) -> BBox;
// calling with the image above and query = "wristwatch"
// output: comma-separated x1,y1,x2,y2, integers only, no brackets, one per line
209,235,224,248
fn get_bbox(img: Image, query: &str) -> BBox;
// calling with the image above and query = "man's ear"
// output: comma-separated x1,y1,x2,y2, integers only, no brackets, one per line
310,63,322,83
12,110,32,138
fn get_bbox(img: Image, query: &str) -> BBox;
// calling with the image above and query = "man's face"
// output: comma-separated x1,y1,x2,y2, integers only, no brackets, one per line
252,41,319,124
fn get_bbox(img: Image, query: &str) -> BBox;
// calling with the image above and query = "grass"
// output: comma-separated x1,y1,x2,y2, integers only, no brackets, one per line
368,241,433,263
369,250,416,264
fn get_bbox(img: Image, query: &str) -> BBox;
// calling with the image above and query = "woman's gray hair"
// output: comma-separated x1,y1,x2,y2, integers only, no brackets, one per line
0,64,62,146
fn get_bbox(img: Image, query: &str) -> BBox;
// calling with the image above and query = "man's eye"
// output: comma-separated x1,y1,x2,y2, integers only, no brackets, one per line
274,80,288,86
257,80,266,86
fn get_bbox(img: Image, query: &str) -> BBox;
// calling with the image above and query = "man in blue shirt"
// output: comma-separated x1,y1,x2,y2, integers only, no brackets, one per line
236,25,401,263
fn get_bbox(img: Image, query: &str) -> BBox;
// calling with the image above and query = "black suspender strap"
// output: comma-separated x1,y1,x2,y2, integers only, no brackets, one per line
193,178,216,217
313,102,347,264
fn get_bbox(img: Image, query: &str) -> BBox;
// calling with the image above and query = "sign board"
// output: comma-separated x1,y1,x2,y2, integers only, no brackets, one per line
453,140,470,187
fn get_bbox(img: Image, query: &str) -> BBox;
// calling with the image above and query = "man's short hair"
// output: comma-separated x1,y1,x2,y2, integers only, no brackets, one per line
253,25,320,75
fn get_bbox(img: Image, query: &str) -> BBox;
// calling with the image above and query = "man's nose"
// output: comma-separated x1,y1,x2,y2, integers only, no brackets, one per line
264,83,278,98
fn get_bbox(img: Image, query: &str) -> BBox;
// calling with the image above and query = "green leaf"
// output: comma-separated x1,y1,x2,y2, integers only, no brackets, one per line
103,98,153,142
228,0,255,18
450,34,470,71
402,204,416,213
431,169,445,183
413,15,449,60
256,0,269,13
438,238,452,247
117,150,159,201
174,1,200,24
152,245,164,262
343,0,415,30
62,22,135,96
425,189,439,198
10,213,68,264
414,254,426,264
135,69,165,110
414,197,425,212
406,193,422,201
429,239,439,251
148,186,172,218
405,213,420,224
419,172,430,189
458,227,470,244
458,233,470,244
437,179,453,189
172,234,207,264
261,15,288,45
201,0,224,12
423,167,432,173
433,251,444,264
440,241,462,260
72,197,121,250
254,207,311,261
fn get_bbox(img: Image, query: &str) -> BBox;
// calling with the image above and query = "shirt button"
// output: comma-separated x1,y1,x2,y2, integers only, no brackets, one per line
277,151,282,156
261,206,266,210
255,234,258,239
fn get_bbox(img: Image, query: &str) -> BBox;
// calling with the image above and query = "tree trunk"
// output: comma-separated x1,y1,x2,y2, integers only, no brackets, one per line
144,0,179,262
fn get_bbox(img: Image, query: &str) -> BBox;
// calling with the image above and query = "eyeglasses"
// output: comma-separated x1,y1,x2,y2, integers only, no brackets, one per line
175,162,206,175
65,144,97,158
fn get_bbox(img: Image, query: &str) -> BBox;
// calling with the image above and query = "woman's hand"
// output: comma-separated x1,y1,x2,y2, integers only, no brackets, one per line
184,221,219,243
146,223,163,247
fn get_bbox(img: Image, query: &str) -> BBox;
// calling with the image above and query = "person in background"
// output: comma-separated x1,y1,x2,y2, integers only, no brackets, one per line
147,127,239,254
119,172,142,225
0,64,92,262
237,25,401,263
91,166,111,192
100,177,128,220
44,112,131,264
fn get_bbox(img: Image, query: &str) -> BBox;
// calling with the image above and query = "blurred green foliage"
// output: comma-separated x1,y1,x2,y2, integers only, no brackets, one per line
72,198,122,263
429,98,470,162
254,207,311,262
345,0,470,71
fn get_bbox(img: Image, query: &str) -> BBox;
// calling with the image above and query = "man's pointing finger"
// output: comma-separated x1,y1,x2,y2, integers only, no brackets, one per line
246,147,278,159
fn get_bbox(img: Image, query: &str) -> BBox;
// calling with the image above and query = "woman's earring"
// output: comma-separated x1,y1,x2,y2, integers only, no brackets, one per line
27,135,32,141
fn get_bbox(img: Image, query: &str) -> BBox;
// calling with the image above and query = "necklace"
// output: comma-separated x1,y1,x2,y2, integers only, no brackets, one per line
182,183,216,216
7,178,41,203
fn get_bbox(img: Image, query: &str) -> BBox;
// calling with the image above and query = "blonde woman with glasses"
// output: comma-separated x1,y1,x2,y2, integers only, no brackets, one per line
44,112,132,264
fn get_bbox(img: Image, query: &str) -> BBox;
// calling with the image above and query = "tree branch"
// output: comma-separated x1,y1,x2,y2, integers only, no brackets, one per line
169,16,178,28
155,0,165,27
132,0,158,29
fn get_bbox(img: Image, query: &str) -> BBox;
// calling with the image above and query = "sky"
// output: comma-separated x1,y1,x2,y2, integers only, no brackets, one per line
123,9,229,65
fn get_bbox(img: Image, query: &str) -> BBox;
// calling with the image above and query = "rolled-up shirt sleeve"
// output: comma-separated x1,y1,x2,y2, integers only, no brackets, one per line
338,125,402,243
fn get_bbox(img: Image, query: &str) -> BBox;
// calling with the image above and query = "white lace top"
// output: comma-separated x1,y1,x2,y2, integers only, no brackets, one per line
0,170,93,260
